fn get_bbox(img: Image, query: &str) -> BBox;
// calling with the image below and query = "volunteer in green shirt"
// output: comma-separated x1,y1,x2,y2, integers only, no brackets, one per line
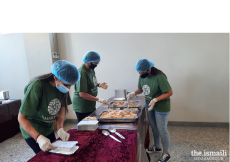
73,51,109,122
18,60,80,154
127,59,173,162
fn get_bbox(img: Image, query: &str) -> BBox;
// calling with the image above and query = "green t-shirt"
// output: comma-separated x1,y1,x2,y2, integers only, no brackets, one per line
19,80,72,139
138,73,172,112
72,64,98,113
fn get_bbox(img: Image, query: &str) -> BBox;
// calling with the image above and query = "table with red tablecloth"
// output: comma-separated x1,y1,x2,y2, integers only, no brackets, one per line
28,96,150,162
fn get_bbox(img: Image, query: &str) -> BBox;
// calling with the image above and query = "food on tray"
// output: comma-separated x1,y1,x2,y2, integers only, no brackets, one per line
110,101,127,107
107,108,120,111
128,102,139,107
83,117,98,121
123,108,138,111
99,110,137,118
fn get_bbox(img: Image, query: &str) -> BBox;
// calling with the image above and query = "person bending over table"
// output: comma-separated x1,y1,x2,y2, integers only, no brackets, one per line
126,59,173,162
73,51,109,122
18,60,80,154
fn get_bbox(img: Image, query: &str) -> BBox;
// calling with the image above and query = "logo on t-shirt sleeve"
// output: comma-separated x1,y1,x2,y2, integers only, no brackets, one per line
142,85,150,95
48,98,61,115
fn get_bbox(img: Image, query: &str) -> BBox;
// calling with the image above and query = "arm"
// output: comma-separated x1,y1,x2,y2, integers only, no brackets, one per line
134,88,143,95
18,112,40,141
79,92,109,105
79,92,100,101
148,89,173,111
56,107,70,141
56,107,65,130
127,88,143,100
156,89,173,101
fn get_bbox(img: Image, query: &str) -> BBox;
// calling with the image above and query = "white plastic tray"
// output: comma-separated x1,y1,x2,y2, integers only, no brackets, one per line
49,146,79,155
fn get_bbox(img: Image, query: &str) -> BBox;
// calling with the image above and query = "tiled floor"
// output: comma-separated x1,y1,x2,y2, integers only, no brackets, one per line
0,123,75,162
0,124,229,162
148,126,229,162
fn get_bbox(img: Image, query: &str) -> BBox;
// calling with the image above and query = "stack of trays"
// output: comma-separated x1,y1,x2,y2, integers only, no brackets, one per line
77,120,99,131
114,89,127,100
108,100,141,110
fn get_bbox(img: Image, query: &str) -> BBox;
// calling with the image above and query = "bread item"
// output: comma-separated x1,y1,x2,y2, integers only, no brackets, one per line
129,103,139,107
99,110,136,118
107,108,120,111
83,117,98,121
123,108,138,111
112,101,127,107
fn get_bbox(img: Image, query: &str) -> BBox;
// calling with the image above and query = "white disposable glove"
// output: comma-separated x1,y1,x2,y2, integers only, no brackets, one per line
126,92,135,100
57,128,70,141
99,82,108,89
98,98,109,105
148,98,158,111
36,135,57,152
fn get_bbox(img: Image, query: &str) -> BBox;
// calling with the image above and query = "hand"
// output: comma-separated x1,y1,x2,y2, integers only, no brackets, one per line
98,98,109,105
126,92,135,100
99,82,108,89
148,98,158,111
57,128,70,141
36,135,57,152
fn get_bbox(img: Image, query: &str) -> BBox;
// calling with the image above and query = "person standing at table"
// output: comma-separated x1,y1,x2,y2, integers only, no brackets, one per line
18,60,80,154
73,51,109,122
126,59,173,162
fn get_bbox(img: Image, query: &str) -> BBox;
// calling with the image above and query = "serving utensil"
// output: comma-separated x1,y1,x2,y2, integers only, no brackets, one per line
108,127,125,139
109,103,117,108
102,130,121,143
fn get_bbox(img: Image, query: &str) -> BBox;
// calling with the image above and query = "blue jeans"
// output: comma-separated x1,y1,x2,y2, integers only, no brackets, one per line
145,103,170,154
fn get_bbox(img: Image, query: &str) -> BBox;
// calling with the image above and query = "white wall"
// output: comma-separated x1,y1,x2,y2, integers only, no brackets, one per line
23,33,53,79
0,33,53,100
0,33,29,100
57,33,229,123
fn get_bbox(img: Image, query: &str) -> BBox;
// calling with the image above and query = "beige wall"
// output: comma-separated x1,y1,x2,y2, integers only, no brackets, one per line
57,33,229,123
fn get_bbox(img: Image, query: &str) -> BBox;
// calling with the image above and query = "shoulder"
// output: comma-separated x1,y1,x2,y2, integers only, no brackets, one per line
32,80,44,88
138,75,141,80
156,73,167,79
79,65,88,74
24,80,43,93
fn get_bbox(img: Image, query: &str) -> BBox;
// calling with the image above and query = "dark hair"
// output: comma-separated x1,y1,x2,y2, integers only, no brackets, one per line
150,67,167,78
29,73,68,114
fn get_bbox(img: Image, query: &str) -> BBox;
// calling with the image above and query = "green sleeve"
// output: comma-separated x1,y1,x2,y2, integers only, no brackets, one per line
67,92,72,105
138,76,142,90
76,74,88,92
19,80,43,116
157,74,172,93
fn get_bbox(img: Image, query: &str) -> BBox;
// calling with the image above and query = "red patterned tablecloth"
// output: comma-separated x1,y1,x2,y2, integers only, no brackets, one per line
28,129,137,162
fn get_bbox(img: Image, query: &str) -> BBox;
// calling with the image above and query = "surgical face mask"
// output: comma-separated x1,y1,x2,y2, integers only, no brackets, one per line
141,72,149,78
56,82,70,93
89,63,97,69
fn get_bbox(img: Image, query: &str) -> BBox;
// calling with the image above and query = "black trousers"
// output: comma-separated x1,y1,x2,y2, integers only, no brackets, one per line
25,131,56,154
75,111,94,123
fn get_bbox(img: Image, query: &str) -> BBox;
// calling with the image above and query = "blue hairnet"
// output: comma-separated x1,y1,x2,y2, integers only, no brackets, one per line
135,59,155,72
51,60,81,85
83,51,101,63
